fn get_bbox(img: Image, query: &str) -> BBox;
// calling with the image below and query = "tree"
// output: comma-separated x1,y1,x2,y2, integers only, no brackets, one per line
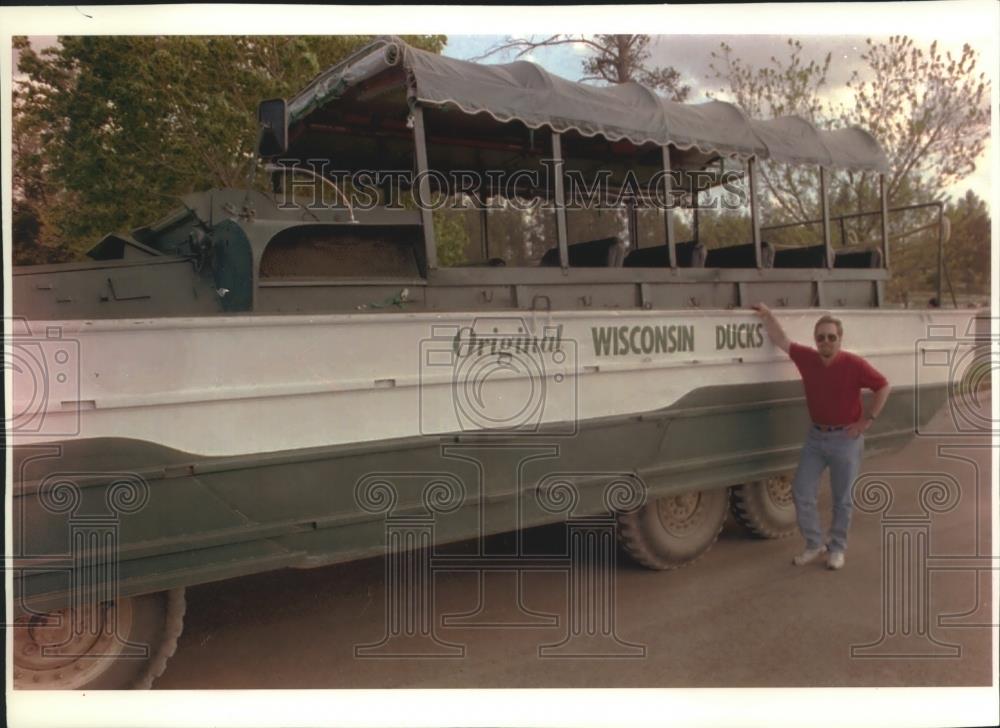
709,37,991,219
848,37,990,204
12,78,73,265
884,189,990,305
432,204,472,267
708,36,991,301
944,189,990,296
474,34,691,102
13,35,446,260
708,39,830,226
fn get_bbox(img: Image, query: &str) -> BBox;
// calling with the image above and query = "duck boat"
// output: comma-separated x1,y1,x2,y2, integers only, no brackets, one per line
9,36,989,688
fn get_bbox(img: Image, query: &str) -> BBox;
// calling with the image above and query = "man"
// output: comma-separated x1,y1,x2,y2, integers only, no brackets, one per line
752,303,891,570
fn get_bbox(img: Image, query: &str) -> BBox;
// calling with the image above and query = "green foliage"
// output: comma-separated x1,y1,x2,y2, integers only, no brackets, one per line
944,189,990,295
433,206,472,267
398,190,471,268
12,198,72,265
568,207,627,247
15,32,991,302
13,35,446,259
432,199,564,267
848,37,990,200
696,209,754,249
482,203,555,265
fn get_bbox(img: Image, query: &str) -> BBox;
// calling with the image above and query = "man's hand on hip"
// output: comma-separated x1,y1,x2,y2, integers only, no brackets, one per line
847,418,873,439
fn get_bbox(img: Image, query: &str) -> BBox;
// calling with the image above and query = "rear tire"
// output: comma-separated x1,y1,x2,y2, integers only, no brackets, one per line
731,474,797,539
617,487,729,570
13,588,186,690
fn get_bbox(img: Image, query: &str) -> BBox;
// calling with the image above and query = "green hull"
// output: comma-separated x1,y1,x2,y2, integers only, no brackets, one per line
12,381,946,613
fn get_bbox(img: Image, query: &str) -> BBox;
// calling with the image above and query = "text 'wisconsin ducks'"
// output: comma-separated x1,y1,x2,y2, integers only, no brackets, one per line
591,325,695,356
715,323,765,350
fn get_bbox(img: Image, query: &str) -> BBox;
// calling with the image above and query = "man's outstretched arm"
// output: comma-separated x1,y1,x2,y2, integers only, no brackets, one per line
751,302,792,354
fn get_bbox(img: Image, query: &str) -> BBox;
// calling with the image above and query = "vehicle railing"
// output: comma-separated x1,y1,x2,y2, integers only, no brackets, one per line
761,201,956,306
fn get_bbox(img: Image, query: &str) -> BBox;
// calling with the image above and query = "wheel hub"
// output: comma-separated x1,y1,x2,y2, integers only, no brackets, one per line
13,600,132,689
656,492,704,534
764,475,794,508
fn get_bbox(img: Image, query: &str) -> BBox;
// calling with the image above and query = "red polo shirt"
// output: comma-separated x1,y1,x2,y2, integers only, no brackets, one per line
788,342,889,426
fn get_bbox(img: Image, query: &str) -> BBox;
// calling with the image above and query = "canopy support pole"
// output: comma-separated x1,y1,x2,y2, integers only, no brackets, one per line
662,146,677,267
480,207,490,261
627,199,638,251
937,203,946,305
693,192,700,245
820,167,832,268
748,157,762,268
412,106,437,270
879,173,891,270
551,131,569,268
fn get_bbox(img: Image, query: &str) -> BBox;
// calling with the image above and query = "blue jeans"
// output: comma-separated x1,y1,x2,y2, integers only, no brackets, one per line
791,426,865,553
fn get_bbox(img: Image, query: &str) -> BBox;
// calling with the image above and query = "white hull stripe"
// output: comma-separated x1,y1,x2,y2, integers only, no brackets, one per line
9,309,982,457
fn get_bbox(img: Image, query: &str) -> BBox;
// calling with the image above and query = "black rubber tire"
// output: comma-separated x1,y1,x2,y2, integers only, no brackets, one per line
731,474,797,539
617,486,729,570
130,588,186,690
13,588,186,690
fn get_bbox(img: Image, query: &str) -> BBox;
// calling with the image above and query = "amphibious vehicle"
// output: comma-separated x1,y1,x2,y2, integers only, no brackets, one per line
10,36,988,688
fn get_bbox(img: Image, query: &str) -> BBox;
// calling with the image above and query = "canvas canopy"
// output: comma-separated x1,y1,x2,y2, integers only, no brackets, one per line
286,36,890,173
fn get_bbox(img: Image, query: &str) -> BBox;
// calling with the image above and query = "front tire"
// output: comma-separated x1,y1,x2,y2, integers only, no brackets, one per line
730,474,797,539
617,487,729,570
13,589,186,690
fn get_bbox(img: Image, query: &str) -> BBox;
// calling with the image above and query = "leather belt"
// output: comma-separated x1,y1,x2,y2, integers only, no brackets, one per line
813,423,847,432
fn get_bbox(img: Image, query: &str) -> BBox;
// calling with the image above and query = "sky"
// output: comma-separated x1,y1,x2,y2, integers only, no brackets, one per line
444,34,994,207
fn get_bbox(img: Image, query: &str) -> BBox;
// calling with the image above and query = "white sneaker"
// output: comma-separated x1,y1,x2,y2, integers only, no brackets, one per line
827,551,845,570
793,545,827,566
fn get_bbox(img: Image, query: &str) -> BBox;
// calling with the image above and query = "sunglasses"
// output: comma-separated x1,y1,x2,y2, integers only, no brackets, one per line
815,333,839,343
